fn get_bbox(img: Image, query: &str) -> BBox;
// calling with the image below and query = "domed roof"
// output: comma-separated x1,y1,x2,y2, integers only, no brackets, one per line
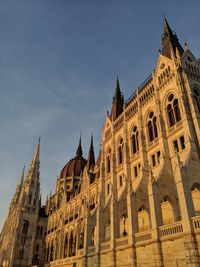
60,156,87,178
60,138,87,178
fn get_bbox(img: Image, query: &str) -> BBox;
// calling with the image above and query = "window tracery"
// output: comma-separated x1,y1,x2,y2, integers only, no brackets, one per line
166,94,181,127
131,126,139,154
118,138,124,164
147,111,158,142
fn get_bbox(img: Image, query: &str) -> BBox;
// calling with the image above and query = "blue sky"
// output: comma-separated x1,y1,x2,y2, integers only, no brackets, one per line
0,0,199,230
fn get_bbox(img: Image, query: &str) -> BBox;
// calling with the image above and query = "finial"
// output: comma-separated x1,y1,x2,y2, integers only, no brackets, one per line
38,137,41,144
185,42,189,50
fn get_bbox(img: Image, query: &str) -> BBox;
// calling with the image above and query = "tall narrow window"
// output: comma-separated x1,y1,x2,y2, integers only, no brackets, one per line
147,112,158,142
119,175,123,187
118,138,124,164
132,126,139,154
167,94,181,127
107,148,111,173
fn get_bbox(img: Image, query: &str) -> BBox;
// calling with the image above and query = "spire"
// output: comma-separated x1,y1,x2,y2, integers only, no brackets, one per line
33,137,40,163
87,133,95,170
162,17,183,58
76,135,83,157
163,16,173,38
25,139,40,185
113,77,123,103
110,77,124,120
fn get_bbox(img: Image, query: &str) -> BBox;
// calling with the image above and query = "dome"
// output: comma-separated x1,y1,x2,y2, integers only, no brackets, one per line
60,137,87,178
60,156,87,178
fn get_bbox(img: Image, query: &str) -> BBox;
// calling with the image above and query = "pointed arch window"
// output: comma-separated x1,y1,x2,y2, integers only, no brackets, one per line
193,88,200,114
132,126,139,154
106,148,111,173
147,112,158,142
64,234,68,258
118,138,124,164
69,232,73,257
50,242,54,261
166,94,181,127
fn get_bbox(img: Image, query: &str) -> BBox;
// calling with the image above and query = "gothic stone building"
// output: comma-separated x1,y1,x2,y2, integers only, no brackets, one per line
1,18,200,267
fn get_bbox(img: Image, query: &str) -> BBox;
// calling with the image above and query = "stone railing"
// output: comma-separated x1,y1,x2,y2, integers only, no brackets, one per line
135,229,152,243
115,236,128,247
100,240,110,251
159,221,183,238
191,215,200,231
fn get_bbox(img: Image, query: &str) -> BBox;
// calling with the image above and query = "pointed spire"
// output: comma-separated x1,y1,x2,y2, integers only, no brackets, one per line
113,76,123,102
111,77,124,120
76,135,83,157
163,16,173,37
162,17,183,58
87,133,95,170
33,137,40,163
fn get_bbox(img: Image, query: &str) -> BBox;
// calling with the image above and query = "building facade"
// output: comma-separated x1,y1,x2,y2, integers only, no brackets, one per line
1,18,200,267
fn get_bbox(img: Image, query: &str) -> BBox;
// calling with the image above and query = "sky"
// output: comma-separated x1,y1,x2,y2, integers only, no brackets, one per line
0,0,199,230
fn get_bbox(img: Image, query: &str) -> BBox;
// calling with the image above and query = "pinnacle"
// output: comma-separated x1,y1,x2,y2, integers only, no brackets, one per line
87,133,95,169
33,138,40,163
76,135,83,157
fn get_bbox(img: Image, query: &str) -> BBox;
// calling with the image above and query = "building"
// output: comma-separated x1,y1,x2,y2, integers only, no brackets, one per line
0,17,200,267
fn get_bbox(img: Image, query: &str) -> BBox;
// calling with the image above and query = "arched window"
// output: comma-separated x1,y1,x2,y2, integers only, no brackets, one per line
50,242,54,261
138,207,150,232
72,235,76,256
132,126,139,154
118,138,124,164
64,234,68,258
147,112,158,142
193,88,200,113
191,185,200,216
161,197,174,225
166,94,181,127
69,232,73,257
79,231,84,249
107,148,111,173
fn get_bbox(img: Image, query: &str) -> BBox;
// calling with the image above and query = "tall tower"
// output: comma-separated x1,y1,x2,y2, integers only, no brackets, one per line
0,140,41,267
